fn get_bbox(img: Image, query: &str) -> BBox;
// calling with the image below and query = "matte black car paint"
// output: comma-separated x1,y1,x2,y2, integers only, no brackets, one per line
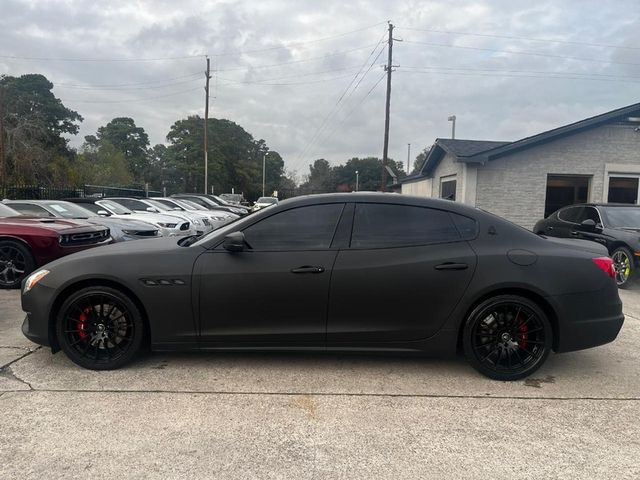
22,193,624,366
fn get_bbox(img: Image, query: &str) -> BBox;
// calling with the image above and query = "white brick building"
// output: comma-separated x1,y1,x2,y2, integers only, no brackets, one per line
401,103,640,230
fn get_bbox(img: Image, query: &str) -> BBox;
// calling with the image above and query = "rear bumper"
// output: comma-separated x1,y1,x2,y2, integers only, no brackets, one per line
550,286,624,353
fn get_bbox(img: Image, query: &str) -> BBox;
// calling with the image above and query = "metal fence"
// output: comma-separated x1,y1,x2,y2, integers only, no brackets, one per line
0,184,162,200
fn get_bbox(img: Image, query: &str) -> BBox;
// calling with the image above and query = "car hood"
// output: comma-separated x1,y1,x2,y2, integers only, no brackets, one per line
542,236,609,256
0,216,97,231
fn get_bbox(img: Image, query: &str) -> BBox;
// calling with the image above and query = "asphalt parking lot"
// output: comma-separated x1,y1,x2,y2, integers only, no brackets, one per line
1,288,639,480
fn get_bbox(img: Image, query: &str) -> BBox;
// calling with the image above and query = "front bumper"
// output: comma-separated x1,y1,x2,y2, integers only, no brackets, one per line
22,313,50,347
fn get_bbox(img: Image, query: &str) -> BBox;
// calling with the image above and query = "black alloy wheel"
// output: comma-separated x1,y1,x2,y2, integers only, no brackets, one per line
0,240,35,289
611,246,634,289
56,287,143,370
463,295,552,381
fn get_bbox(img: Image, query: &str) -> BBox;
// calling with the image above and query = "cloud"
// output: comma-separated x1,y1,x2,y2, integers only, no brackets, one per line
1,0,639,175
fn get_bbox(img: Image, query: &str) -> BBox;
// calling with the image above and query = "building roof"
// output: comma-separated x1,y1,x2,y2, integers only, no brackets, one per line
404,101,640,182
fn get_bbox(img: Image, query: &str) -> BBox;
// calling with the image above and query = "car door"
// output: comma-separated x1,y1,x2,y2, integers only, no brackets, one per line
195,202,346,345
327,202,477,344
550,205,583,237
572,206,611,248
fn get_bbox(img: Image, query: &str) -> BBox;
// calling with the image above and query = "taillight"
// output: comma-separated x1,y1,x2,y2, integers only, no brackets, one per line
592,257,615,279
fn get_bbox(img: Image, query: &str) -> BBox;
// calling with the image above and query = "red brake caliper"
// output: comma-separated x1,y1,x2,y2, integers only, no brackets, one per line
517,315,529,350
77,308,91,339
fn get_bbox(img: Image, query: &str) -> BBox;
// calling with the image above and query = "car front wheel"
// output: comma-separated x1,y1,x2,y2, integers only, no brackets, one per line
0,240,35,289
463,295,552,381
56,286,144,370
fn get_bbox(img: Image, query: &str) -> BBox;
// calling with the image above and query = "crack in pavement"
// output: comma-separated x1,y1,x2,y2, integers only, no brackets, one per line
0,388,637,401
0,346,41,390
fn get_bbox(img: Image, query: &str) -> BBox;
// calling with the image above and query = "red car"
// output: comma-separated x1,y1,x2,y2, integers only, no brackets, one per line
0,203,111,289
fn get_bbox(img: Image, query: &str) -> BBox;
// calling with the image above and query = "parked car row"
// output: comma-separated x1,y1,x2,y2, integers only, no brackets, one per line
0,193,260,288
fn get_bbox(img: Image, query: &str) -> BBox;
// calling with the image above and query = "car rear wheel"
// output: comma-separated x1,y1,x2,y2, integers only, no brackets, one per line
463,295,552,381
612,246,634,289
0,240,35,289
56,287,143,370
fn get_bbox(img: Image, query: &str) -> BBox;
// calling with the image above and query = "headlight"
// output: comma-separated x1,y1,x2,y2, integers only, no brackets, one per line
24,269,50,293
157,222,177,228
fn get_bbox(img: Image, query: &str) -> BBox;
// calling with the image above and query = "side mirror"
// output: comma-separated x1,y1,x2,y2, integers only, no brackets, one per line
97,210,110,216
580,219,597,230
223,231,247,252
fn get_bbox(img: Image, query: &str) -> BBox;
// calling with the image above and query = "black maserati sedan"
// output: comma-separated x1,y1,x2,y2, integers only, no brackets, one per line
21,193,624,380
533,203,640,288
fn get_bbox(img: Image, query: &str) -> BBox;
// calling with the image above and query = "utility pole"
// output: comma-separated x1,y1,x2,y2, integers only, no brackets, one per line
381,22,394,192
203,56,211,194
355,170,359,191
262,152,266,197
406,143,411,173
448,115,456,139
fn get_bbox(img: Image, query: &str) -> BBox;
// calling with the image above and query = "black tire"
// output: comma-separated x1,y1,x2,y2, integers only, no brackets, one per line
56,286,143,370
0,240,35,289
463,295,553,381
611,246,635,289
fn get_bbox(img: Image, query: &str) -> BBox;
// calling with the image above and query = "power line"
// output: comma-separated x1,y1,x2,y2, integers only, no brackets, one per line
398,26,640,51
403,39,640,67
217,72,364,86
401,65,640,80
397,68,640,84
53,77,203,91
0,53,206,62
291,34,387,170
216,43,379,72
53,72,203,88
59,87,201,103
211,21,388,56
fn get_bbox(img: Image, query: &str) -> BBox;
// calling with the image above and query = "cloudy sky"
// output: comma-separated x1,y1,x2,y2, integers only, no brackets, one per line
1,0,639,176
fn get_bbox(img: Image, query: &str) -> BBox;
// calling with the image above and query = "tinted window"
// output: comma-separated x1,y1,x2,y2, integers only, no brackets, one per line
243,204,344,250
558,206,582,223
451,213,478,240
576,206,600,224
80,203,104,214
351,204,460,248
7,203,54,217
0,204,20,217
600,206,640,228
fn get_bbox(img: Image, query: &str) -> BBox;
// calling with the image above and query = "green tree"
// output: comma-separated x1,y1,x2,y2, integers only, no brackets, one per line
411,147,430,174
331,157,405,192
76,140,133,186
165,115,286,199
92,117,150,183
0,73,82,183
299,159,334,194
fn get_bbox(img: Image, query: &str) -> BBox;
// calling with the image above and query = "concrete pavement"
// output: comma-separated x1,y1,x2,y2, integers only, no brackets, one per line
1,288,639,479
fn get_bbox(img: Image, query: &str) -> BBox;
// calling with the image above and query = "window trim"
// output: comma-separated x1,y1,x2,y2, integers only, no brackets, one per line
557,205,583,224
347,202,466,250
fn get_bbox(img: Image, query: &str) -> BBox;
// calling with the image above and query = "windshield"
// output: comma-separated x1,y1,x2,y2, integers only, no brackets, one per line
144,199,172,212
212,195,233,206
175,199,203,210
98,200,133,215
44,202,96,218
600,206,640,228
0,203,20,217
257,197,277,204
154,199,183,210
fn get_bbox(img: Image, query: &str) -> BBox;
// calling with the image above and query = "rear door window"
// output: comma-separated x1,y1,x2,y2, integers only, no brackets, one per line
351,203,460,248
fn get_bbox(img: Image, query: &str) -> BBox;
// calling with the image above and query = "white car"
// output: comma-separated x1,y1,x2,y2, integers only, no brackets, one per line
251,196,279,212
107,198,213,235
91,199,197,237
151,197,236,230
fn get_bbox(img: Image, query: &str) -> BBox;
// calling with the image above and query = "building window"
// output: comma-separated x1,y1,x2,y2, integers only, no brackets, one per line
607,176,639,204
440,177,456,201
544,175,590,217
